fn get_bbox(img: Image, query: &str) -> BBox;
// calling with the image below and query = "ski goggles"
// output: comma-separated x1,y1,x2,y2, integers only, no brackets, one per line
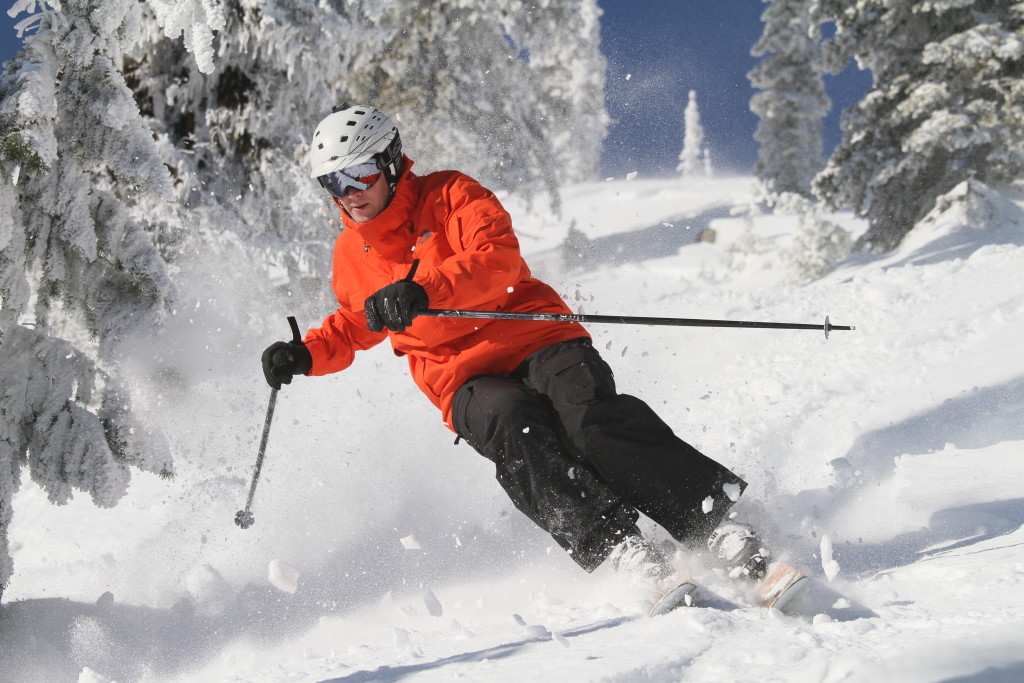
317,160,382,198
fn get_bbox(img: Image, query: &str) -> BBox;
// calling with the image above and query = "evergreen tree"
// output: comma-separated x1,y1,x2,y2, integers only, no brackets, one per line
123,0,375,288
813,0,1024,252
779,192,851,284
344,0,607,211
749,0,829,198
677,90,707,177
504,0,609,185
0,0,206,601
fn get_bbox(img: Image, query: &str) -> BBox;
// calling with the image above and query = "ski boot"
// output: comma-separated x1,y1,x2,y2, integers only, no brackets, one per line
607,533,675,584
706,522,769,581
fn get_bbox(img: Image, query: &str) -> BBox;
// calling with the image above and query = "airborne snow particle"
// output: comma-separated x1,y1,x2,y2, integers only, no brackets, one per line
401,535,422,550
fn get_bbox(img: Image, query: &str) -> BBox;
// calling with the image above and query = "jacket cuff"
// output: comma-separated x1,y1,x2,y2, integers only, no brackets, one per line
303,336,329,376
414,274,448,307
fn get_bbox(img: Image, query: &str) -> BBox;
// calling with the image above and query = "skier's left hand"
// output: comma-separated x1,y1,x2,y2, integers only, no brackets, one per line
261,339,312,390
364,280,429,333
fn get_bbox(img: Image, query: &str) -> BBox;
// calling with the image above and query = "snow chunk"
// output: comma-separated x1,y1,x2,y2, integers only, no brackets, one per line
423,589,444,617
400,535,422,550
722,482,742,502
701,496,714,514
392,626,410,648
523,624,550,638
626,172,638,181
820,535,840,582
268,559,300,594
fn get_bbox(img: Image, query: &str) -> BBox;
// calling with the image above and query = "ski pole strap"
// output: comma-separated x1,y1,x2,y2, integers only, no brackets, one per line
287,315,302,343
418,310,855,339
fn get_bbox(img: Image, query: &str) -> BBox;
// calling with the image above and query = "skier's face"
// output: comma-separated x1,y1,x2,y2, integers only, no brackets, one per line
337,173,390,223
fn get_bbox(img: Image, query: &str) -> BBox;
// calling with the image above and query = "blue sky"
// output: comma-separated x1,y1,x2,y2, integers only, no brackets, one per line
598,0,871,176
0,2,871,177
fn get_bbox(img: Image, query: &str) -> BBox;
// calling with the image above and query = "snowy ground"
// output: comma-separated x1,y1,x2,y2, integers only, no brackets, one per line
3,174,1024,682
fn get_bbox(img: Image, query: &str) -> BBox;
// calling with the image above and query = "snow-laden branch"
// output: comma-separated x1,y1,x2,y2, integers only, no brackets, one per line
146,0,226,74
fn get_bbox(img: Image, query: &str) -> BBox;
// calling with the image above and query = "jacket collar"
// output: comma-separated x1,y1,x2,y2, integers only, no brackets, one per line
339,156,418,259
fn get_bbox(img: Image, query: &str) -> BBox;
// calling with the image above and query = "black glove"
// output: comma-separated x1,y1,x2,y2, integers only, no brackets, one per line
261,340,312,390
364,280,428,333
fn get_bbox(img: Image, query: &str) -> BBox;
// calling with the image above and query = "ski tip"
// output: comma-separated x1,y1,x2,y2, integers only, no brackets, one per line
767,576,811,612
650,580,700,617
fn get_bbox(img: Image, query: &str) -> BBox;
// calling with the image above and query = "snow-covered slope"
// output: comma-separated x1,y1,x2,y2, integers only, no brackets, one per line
3,175,1024,683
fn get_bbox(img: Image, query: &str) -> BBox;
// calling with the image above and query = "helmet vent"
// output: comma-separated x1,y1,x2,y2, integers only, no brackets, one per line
318,142,324,149
339,136,348,142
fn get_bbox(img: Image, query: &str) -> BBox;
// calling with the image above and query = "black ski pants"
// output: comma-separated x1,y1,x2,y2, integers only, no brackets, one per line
451,337,745,571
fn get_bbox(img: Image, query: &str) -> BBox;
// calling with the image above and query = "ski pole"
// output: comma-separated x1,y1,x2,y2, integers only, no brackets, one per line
235,315,302,530
418,309,854,339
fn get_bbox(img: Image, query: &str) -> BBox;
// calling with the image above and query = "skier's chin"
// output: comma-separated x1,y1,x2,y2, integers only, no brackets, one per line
348,204,376,222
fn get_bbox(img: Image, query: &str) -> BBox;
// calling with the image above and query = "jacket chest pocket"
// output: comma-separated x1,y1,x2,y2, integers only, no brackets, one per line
409,229,454,269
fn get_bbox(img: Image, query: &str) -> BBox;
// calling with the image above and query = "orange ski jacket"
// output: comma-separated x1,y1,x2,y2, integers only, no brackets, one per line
303,157,588,429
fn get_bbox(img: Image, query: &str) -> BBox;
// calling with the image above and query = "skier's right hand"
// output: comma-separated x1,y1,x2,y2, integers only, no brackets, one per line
261,340,312,390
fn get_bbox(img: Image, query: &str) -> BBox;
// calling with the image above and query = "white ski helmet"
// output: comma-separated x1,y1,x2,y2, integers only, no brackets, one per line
309,104,403,184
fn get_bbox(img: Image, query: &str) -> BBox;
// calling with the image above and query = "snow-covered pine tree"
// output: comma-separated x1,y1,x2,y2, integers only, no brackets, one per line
677,90,706,178
749,0,829,198
122,0,381,294
0,0,221,601
503,0,609,185
779,192,851,284
813,0,1024,252
344,0,608,212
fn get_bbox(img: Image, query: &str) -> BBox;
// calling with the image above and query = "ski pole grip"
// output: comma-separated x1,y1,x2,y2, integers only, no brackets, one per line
287,315,302,344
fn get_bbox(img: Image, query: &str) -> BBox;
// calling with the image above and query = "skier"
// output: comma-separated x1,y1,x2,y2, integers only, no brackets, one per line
262,104,766,590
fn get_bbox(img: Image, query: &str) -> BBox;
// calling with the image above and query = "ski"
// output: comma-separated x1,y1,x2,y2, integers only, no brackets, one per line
754,561,879,620
649,563,876,621
649,579,741,616
756,561,810,610
649,580,701,616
